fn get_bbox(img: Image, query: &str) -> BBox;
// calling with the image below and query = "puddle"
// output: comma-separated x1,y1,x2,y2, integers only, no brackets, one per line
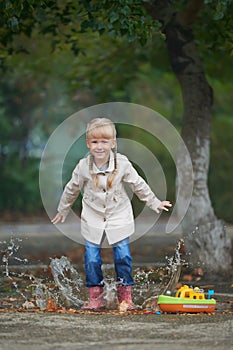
0,236,232,313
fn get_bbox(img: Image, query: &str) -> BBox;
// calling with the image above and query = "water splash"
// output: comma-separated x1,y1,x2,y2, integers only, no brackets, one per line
1,237,84,309
34,283,48,309
1,237,28,278
49,256,84,308
102,277,121,309
1,236,186,311
1,237,29,304
1,236,53,309
162,238,185,294
139,239,185,309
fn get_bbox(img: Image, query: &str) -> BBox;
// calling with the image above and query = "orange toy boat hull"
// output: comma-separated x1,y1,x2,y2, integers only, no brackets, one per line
158,285,216,314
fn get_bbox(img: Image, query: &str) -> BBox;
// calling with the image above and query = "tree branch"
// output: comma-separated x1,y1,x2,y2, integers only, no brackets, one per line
178,0,204,26
144,0,174,24
145,0,204,28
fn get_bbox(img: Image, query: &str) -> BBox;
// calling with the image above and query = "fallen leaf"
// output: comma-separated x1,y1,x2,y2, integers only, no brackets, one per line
119,301,128,312
45,298,57,312
67,308,77,313
57,307,67,313
182,274,193,282
22,301,36,309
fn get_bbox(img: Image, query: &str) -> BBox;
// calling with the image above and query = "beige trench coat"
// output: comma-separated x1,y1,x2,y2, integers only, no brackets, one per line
57,152,162,245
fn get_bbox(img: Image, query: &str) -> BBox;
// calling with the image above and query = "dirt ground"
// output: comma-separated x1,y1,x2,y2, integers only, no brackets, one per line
0,311,232,350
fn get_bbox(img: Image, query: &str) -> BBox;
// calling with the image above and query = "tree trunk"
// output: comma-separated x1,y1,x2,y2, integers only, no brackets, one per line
149,1,232,273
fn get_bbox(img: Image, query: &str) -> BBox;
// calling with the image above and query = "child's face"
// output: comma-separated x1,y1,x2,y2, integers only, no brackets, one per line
86,137,116,164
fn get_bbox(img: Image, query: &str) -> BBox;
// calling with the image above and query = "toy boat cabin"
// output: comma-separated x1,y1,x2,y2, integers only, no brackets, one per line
158,285,216,313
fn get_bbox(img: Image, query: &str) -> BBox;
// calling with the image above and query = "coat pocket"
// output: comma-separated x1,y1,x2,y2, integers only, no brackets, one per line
83,193,95,202
113,190,128,203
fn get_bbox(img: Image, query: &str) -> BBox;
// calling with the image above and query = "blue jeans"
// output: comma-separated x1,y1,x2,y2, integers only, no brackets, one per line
84,237,134,287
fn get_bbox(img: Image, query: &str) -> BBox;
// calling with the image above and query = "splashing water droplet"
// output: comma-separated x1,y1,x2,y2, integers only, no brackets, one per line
102,277,121,309
49,256,84,308
34,283,47,310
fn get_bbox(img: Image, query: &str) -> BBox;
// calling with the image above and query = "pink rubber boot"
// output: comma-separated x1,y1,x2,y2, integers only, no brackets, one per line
82,286,105,311
117,286,137,311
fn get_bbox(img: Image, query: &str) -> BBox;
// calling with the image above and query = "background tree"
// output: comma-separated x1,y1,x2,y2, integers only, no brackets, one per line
144,0,232,272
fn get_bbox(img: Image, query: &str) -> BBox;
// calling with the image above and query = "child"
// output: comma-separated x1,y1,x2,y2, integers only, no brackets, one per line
52,117,172,311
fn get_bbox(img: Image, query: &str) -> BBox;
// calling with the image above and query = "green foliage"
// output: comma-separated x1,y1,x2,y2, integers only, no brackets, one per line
78,0,160,45
204,0,232,19
0,156,41,213
0,0,160,62
209,119,233,223
1,0,233,59
0,47,79,217
195,0,233,56
208,77,233,223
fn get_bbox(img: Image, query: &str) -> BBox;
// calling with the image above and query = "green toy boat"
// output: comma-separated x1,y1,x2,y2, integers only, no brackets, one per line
158,285,216,313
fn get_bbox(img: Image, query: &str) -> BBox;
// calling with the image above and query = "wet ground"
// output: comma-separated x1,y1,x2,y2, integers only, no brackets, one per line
0,311,232,350
0,219,233,350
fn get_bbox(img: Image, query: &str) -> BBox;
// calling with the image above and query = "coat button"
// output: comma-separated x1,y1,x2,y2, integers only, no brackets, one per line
103,218,106,222
103,188,106,192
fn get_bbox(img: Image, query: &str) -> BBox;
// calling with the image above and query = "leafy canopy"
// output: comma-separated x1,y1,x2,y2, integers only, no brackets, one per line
1,0,233,59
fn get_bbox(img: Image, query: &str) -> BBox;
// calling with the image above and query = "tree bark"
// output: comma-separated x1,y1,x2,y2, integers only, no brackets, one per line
149,0,232,273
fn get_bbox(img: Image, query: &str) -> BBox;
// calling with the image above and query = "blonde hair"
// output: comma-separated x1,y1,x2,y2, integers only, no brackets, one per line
86,118,117,189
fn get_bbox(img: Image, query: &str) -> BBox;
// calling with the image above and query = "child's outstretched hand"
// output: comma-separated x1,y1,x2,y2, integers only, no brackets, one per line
51,212,66,224
155,201,172,213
